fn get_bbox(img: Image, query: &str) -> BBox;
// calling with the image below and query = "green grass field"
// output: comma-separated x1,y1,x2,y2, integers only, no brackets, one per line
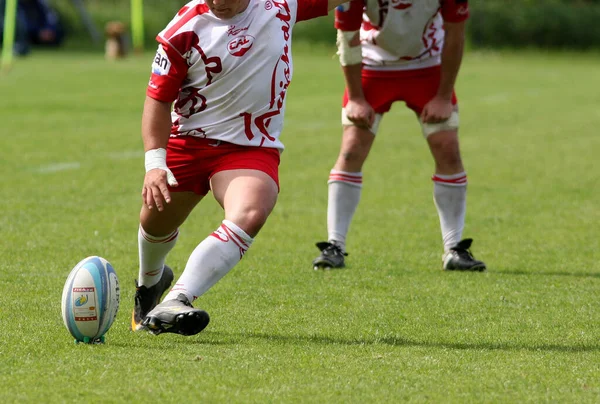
1,43,600,403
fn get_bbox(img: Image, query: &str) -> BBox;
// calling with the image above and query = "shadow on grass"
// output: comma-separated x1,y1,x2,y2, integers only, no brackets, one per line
207,331,600,353
494,269,600,279
106,330,600,353
106,332,235,349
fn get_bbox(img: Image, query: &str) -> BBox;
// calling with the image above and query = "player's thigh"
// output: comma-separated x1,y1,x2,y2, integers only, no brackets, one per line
140,191,204,237
210,169,278,237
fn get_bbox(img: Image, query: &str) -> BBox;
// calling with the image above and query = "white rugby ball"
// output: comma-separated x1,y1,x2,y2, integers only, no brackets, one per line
61,256,120,343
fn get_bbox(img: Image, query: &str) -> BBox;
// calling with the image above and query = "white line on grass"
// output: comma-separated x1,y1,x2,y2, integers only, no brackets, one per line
37,162,81,173
479,93,510,104
34,151,141,174
107,150,142,160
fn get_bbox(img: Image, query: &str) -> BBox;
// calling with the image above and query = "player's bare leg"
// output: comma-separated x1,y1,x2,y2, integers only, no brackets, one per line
140,191,204,236
144,169,278,335
211,168,279,238
313,124,374,269
132,192,203,331
427,129,485,271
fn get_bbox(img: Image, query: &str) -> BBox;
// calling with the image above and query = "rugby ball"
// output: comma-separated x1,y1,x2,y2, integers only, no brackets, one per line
61,256,120,343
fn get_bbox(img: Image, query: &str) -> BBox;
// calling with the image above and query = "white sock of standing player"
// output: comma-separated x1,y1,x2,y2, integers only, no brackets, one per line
327,169,363,253
432,172,467,252
163,220,253,303
138,226,179,287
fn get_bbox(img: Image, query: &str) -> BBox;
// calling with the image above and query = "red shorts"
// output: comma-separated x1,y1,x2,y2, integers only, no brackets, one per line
342,66,458,115
166,137,281,196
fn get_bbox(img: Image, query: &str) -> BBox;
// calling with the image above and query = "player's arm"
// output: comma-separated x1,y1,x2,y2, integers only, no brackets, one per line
340,42,374,128
421,0,468,123
327,0,353,10
421,21,465,123
142,96,171,152
338,31,363,100
437,20,466,103
297,0,364,21
141,96,178,211
335,0,374,128
142,42,188,211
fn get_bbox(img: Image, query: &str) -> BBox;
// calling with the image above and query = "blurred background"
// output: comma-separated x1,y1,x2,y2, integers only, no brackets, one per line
2,0,600,57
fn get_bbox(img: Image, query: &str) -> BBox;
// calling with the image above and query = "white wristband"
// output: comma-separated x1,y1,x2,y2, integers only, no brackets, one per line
144,148,178,186
336,30,362,66
145,148,167,172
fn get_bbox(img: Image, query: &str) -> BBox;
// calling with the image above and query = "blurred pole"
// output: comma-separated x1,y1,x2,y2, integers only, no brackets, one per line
1,0,17,71
71,0,101,44
131,0,144,54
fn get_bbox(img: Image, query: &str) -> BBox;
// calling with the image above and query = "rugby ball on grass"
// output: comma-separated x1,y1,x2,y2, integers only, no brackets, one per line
61,256,120,343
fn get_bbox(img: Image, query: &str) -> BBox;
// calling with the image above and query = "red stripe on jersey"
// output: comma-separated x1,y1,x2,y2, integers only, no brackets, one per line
146,42,189,102
334,0,364,31
163,3,210,40
177,5,190,16
329,173,363,184
296,0,328,22
441,0,469,23
432,174,467,184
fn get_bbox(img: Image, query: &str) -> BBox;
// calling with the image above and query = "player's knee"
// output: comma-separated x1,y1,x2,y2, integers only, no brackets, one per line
421,111,459,138
234,206,271,237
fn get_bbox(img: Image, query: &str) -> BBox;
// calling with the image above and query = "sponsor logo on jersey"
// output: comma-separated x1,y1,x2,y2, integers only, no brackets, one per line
391,0,413,10
336,2,350,12
227,24,249,36
152,47,171,76
227,35,255,57
265,1,273,10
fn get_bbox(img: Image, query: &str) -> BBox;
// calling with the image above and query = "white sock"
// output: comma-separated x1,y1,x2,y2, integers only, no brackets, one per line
163,220,253,303
327,170,363,253
432,172,467,252
138,226,179,287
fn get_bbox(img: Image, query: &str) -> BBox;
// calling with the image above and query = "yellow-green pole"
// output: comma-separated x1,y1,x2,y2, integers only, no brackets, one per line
1,0,18,71
131,0,144,53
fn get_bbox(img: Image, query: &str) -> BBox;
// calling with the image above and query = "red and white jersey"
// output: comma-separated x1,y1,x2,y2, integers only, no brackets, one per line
146,0,327,149
335,0,469,71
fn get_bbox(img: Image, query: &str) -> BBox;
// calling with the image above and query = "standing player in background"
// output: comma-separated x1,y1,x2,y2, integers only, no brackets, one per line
131,0,349,336
312,0,486,271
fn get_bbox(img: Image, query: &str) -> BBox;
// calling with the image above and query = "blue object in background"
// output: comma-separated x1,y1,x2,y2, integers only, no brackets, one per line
0,0,64,56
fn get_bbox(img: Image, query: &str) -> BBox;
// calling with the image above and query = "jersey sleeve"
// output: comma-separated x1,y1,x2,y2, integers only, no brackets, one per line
146,40,189,103
296,0,329,22
334,0,363,31
440,0,469,23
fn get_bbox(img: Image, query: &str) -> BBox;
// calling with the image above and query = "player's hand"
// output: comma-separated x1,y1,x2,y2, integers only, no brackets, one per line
142,168,178,212
421,95,454,124
345,98,375,129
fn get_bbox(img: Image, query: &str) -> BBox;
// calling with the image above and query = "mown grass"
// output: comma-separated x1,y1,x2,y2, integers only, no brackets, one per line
0,44,599,403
